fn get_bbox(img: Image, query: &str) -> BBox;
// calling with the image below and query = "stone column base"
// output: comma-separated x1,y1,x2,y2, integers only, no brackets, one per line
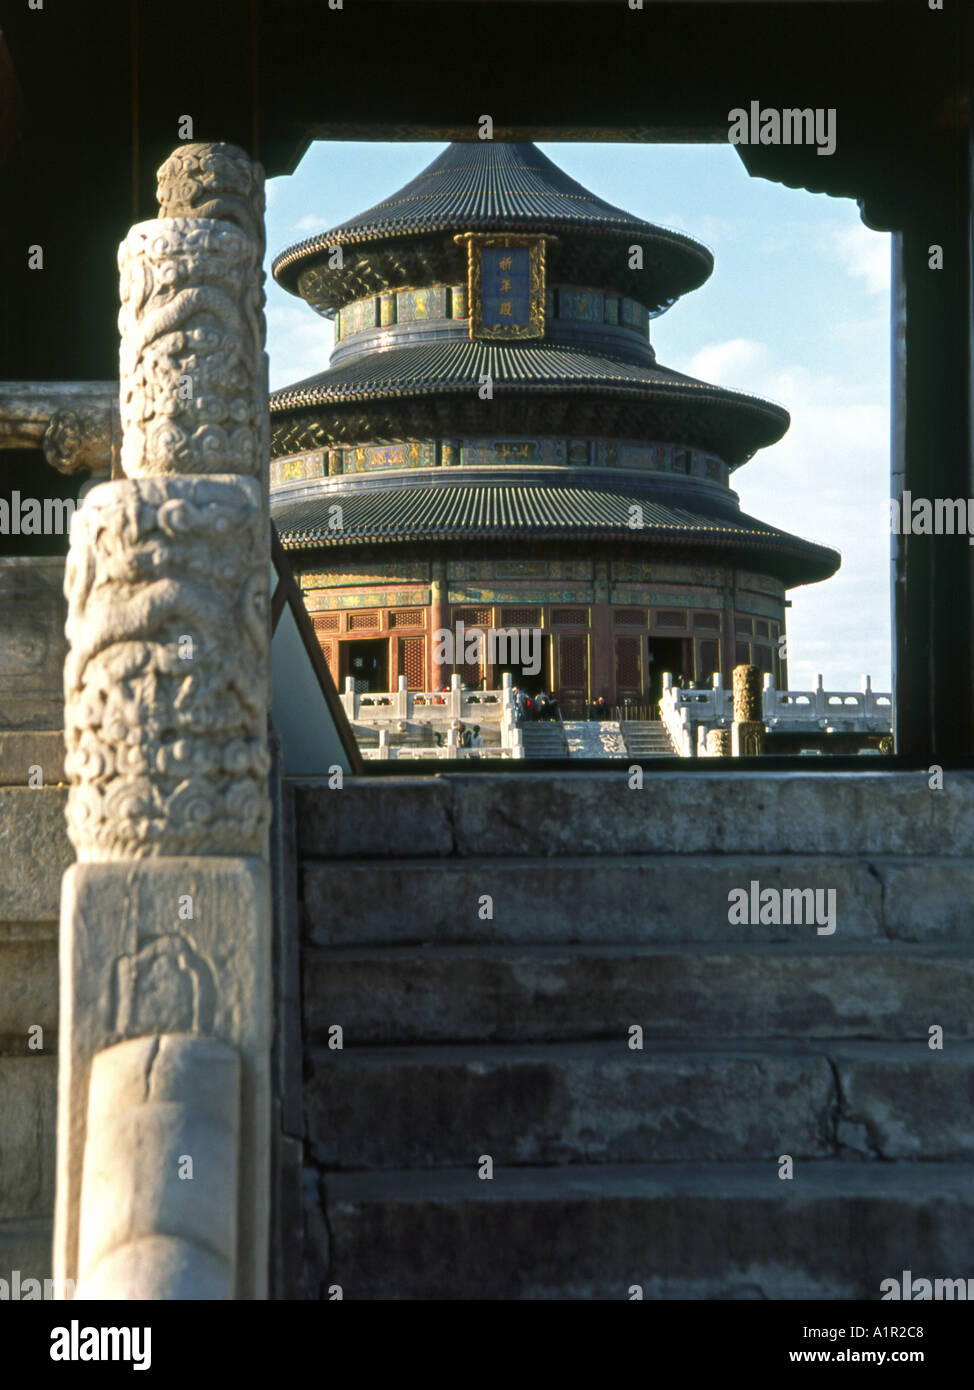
55,857,270,1299
76,1035,240,1300
732,720,766,756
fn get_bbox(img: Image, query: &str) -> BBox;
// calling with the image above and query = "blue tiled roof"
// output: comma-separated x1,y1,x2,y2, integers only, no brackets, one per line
269,339,789,463
272,142,712,302
271,481,839,585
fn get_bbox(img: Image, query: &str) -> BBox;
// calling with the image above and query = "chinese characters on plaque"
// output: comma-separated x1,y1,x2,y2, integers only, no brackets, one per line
456,233,548,340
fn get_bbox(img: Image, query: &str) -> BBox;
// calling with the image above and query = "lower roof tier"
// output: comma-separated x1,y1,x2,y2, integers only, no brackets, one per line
269,339,789,468
271,477,839,588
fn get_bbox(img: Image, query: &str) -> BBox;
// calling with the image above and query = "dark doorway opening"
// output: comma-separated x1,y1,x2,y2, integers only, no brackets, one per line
494,634,549,698
342,638,388,693
647,637,689,712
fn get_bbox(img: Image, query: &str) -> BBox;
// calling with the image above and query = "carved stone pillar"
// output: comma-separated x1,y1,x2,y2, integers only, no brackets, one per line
731,663,765,756
55,143,272,1301
732,663,762,722
61,474,270,859
706,727,731,757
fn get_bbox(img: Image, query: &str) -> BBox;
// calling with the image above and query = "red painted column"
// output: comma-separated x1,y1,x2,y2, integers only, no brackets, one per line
429,559,449,691
589,604,614,703
589,560,613,703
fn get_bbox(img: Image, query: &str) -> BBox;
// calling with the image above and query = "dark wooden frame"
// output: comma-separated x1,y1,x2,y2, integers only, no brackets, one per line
1,0,970,762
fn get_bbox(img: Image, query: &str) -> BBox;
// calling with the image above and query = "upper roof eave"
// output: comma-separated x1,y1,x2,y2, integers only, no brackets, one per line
271,141,714,310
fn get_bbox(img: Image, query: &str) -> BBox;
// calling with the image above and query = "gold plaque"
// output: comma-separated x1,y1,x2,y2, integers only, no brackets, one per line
455,233,548,341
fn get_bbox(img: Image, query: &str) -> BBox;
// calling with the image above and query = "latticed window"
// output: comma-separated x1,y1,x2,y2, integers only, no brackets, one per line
752,644,773,674
614,609,645,626
694,611,721,630
454,606,492,628
320,641,336,678
735,642,751,666
389,609,425,628
458,643,484,689
553,608,587,625
312,612,340,633
398,636,426,690
558,634,588,692
615,635,642,689
655,610,686,629
501,607,541,627
348,611,380,630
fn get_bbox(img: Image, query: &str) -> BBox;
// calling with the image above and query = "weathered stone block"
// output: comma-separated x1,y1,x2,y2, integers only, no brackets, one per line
320,1162,974,1299
294,771,974,859
0,933,58,1042
879,861,974,940
305,1041,835,1168
0,788,72,922
0,1055,57,1219
55,857,270,1299
832,1042,974,1159
295,776,454,860
302,855,882,946
0,1220,52,1288
0,731,65,787
0,558,67,731
303,943,974,1045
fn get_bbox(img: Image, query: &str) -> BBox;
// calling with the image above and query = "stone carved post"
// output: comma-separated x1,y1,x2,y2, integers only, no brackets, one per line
55,143,272,1300
75,1036,240,1299
706,727,732,757
731,663,765,757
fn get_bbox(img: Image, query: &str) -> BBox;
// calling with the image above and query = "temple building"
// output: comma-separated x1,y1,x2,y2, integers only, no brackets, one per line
269,142,839,715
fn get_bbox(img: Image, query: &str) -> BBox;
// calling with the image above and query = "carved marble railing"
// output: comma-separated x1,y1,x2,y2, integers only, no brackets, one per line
342,672,521,754
55,142,272,1302
341,672,510,727
0,380,120,476
763,675,892,730
660,671,893,757
362,738,519,761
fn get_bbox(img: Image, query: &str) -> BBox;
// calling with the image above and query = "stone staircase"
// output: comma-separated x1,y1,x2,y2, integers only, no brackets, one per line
621,719,677,757
294,770,974,1300
518,721,569,758
563,718,627,757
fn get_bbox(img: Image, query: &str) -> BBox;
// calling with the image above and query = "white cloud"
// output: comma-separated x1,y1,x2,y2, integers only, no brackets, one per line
291,213,326,234
832,222,890,295
731,358,891,688
685,338,767,386
266,295,334,391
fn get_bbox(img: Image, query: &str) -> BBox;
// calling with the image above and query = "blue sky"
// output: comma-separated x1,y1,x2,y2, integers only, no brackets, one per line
264,142,892,691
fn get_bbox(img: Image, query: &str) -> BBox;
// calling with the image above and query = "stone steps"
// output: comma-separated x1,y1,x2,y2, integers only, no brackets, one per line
296,771,974,1295
321,1162,974,1300
294,771,974,859
304,1039,974,1169
562,720,627,758
518,723,569,757
303,942,974,1043
620,720,675,756
301,854,974,945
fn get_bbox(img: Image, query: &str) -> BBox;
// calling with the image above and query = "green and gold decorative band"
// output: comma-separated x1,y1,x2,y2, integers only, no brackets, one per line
271,437,730,485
